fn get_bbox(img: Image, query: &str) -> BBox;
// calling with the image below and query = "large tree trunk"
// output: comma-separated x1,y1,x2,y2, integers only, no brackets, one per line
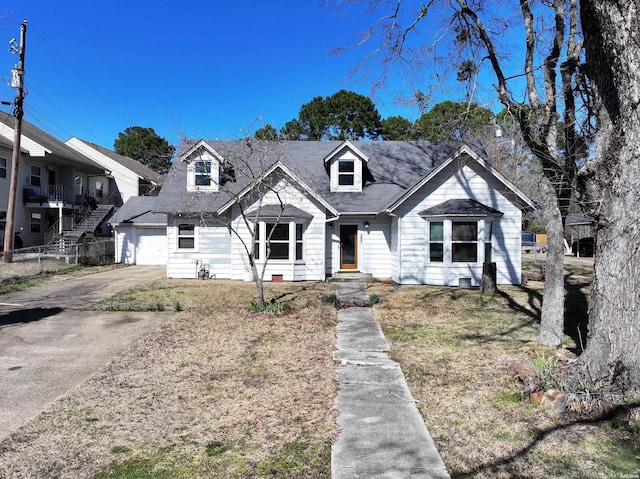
538,180,566,348
577,0,640,390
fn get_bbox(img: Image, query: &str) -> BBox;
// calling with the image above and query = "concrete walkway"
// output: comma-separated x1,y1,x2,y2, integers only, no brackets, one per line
332,283,450,478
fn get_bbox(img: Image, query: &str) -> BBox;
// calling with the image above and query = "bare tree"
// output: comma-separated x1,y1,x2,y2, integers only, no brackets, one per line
175,137,292,310
575,0,640,390
330,0,589,348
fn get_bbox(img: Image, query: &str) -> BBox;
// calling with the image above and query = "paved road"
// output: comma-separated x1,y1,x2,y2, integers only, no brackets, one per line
0,266,171,441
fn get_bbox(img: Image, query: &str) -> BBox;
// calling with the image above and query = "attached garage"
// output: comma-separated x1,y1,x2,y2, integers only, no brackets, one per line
110,197,167,266
134,227,167,265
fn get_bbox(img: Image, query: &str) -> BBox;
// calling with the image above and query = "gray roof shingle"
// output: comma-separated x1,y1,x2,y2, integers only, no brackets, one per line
111,196,166,225
0,114,104,173
154,140,486,215
419,199,503,217
73,139,160,183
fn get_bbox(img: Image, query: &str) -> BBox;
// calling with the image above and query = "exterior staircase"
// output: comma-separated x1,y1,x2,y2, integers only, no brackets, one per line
46,205,114,254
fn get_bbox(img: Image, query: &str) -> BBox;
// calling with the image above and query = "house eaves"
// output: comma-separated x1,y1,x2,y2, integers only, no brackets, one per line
385,144,536,214
217,161,338,216
323,140,370,164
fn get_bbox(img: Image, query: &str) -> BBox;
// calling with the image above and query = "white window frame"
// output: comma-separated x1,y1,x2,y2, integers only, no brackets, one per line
0,158,6,179
187,154,219,192
330,150,363,192
255,220,305,263
451,221,478,263
176,223,197,250
427,218,493,264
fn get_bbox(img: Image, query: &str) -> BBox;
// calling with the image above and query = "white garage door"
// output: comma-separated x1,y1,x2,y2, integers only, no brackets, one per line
135,228,167,265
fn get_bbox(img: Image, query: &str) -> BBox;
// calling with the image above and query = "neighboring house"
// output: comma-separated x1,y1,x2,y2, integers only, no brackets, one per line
148,139,535,286
0,115,109,248
110,196,167,265
65,137,161,204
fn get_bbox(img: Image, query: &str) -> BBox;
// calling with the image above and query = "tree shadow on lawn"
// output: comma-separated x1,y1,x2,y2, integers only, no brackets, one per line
449,404,639,479
492,273,589,354
0,307,64,327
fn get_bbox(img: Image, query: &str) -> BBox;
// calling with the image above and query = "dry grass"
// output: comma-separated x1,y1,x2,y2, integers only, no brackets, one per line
368,262,639,479
0,280,337,478
1,257,638,478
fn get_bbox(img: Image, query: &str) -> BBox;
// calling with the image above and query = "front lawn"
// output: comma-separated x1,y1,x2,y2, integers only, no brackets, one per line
1,263,637,478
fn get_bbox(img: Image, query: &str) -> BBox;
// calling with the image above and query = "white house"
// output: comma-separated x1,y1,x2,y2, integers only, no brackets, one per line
144,139,534,286
0,115,108,248
65,137,160,204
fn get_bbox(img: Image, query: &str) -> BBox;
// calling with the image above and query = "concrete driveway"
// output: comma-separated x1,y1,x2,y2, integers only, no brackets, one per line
0,266,171,441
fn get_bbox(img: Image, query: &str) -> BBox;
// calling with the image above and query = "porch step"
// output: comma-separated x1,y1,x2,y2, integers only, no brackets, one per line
329,271,374,282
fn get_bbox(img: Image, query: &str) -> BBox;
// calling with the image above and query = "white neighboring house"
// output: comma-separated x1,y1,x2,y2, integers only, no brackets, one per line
65,137,161,205
144,139,535,286
110,196,167,265
0,115,108,248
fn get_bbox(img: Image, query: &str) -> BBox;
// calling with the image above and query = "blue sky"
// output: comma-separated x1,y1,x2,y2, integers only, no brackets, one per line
0,0,436,150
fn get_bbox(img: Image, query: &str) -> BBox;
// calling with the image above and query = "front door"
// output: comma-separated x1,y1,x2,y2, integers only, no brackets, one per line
340,225,358,270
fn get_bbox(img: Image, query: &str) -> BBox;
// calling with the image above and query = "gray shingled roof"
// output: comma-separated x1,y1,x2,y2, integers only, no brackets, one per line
0,114,104,173
154,140,486,215
111,196,166,225
419,199,503,217
73,139,160,183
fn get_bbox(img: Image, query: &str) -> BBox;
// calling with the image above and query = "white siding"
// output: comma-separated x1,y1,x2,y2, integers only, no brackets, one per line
397,156,523,286
114,225,135,264
66,138,141,202
360,217,392,279
166,215,232,279
230,176,326,282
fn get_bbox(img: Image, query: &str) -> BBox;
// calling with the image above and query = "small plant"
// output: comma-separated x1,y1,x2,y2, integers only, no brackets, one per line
532,353,561,391
175,301,183,312
245,300,285,313
369,294,380,305
323,294,341,305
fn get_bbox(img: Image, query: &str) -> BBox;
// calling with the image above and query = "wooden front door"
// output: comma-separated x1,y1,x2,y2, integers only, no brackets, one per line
340,225,358,270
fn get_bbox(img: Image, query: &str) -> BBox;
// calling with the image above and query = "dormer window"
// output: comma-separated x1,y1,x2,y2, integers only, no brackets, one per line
195,160,213,187
184,144,221,192
325,141,369,193
338,160,355,186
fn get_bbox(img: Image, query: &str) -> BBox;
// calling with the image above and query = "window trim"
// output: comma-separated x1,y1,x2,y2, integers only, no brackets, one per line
451,221,478,263
254,220,306,263
30,165,42,187
176,223,197,250
31,212,42,233
338,160,355,186
187,157,219,192
0,158,6,179
426,218,493,265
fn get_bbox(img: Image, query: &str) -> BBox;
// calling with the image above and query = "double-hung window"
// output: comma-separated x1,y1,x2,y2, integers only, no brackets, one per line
452,221,478,262
255,221,305,262
0,158,6,178
30,166,41,187
177,223,195,249
338,160,355,186
195,160,212,186
31,212,42,233
266,223,290,260
429,221,444,262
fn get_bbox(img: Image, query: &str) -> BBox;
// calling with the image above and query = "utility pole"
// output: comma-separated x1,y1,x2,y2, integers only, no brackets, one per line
2,20,27,263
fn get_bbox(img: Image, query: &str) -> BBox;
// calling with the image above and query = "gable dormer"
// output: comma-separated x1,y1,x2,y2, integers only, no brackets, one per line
324,141,369,193
181,140,223,192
